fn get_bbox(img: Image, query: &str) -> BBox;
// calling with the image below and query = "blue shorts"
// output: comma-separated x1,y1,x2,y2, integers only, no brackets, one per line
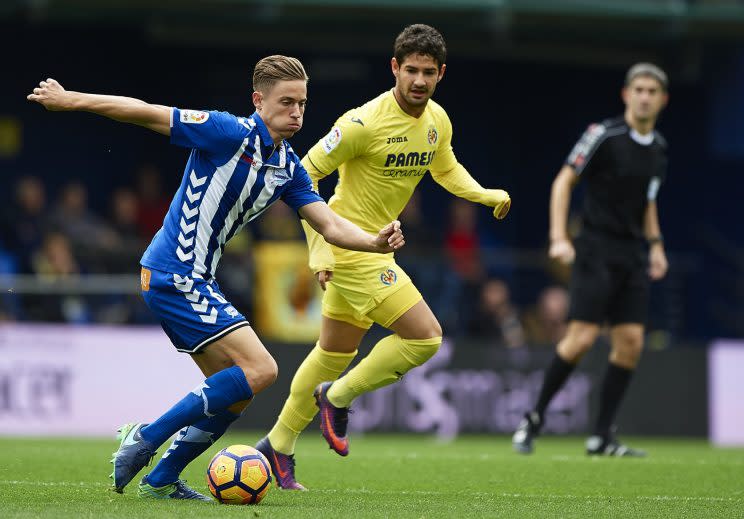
140,266,249,353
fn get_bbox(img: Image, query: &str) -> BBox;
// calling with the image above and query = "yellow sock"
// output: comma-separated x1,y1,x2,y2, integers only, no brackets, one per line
268,344,356,454
327,335,442,408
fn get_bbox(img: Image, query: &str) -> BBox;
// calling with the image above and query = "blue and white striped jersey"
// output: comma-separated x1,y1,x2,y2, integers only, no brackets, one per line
140,109,323,280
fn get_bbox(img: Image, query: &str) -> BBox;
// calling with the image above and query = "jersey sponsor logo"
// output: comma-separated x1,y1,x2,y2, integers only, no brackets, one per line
380,268,397,286
350,116,364,126
265,168,292,189
382,168,427,178
224,306,239,318
387,136,408,144
427,126,438,145
384,151,436,168
180,110,210,124
140,267,151,292
321,127,342,154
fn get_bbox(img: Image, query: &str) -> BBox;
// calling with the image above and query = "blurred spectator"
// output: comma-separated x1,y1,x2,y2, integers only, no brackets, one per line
25,232,90,322
32,232,80,279
523,285,570,346
398,191,437,253
442,198,485,333
253,202,304,241
108,187,146,272
49,181,119,271
135,163,170,240
467,278,525,348
0,176,50,273
444,198,484,281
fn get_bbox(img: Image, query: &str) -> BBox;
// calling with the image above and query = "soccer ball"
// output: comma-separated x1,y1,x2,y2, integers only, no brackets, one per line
206,445,272,504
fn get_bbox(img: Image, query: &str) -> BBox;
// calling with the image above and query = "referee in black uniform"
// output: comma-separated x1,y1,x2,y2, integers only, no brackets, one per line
513,63,670,457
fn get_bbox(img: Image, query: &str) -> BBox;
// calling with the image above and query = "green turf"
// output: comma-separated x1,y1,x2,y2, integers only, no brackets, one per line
0,434,742,518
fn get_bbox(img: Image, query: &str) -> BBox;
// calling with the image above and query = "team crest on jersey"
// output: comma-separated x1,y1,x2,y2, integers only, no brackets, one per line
180,110,210,124
427,126,438,145
380,268,397,286
265,169,291,189
321,127,342,154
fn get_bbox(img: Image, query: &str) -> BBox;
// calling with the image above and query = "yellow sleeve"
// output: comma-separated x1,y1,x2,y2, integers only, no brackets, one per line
299,156,335,273
429,112,511,218
431,162,491,204
305,111,371,175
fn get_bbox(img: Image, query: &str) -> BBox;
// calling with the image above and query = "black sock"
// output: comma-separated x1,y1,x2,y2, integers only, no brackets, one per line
593,363,634,437
534,353,576,422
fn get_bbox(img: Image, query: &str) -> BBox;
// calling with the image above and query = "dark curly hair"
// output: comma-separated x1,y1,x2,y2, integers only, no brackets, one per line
393,24,447,67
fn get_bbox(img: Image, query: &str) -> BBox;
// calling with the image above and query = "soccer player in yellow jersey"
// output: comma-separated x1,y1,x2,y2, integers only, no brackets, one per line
255,24,511,490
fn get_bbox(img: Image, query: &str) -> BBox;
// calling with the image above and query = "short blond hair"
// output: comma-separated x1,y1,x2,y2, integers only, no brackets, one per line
253,55,308,94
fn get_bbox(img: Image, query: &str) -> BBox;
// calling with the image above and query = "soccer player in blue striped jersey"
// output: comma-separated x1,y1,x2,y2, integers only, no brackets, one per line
28,55,405,501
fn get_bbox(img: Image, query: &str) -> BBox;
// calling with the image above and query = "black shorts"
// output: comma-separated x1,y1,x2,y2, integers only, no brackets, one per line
568,234,649,325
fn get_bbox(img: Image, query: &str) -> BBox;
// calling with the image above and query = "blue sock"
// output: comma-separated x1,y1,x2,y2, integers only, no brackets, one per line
140,366,252,448
145,410,241,487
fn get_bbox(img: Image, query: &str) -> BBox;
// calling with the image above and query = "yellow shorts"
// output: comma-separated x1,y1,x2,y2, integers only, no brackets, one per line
322,258,422,329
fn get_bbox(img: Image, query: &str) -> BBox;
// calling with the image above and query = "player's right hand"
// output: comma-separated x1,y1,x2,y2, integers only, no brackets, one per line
316,270,333,291
374,220,405,253
548,238,575,265
27,78,71,111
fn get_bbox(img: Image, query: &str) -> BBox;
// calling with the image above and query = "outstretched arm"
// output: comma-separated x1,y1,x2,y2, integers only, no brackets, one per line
430,163,511,219
27,78,171,135
298,201,404,254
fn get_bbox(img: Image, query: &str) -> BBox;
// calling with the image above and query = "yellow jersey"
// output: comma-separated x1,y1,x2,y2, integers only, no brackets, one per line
302,89,458,265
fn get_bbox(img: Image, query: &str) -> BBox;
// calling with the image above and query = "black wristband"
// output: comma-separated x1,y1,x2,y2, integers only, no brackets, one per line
647,235,663,245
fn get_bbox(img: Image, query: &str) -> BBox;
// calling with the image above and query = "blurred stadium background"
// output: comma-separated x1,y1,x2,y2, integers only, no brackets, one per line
0,0,743,443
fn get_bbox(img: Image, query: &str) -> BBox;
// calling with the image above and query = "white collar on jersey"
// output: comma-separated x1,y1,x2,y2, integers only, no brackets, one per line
629,128,655,146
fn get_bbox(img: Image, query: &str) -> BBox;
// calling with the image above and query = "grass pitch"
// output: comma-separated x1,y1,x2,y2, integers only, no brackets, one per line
0,433,741,518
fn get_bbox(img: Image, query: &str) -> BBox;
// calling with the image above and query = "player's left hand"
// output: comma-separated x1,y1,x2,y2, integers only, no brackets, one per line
316,270,333,291
27,78,72,111
648,244,668,280
375,220,405,252
485,189,511,220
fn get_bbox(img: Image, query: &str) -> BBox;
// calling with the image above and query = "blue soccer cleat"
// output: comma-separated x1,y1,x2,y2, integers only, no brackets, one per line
110,423,157,493
138,477,213,501
255,436,307,491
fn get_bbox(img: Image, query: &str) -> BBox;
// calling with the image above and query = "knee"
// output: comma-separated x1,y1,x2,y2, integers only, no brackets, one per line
558,328,598,363
241,354,278,394
610,333,644,367
400,335,442,367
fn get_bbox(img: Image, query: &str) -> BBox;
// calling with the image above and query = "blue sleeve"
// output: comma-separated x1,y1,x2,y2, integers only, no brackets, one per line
282,161,324,211
170,109,246,156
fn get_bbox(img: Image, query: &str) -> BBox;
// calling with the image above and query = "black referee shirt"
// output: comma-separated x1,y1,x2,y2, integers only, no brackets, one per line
565,116,667,242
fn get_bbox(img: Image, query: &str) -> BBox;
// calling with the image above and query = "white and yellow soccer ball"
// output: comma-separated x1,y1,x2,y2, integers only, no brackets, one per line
206,445,272,504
